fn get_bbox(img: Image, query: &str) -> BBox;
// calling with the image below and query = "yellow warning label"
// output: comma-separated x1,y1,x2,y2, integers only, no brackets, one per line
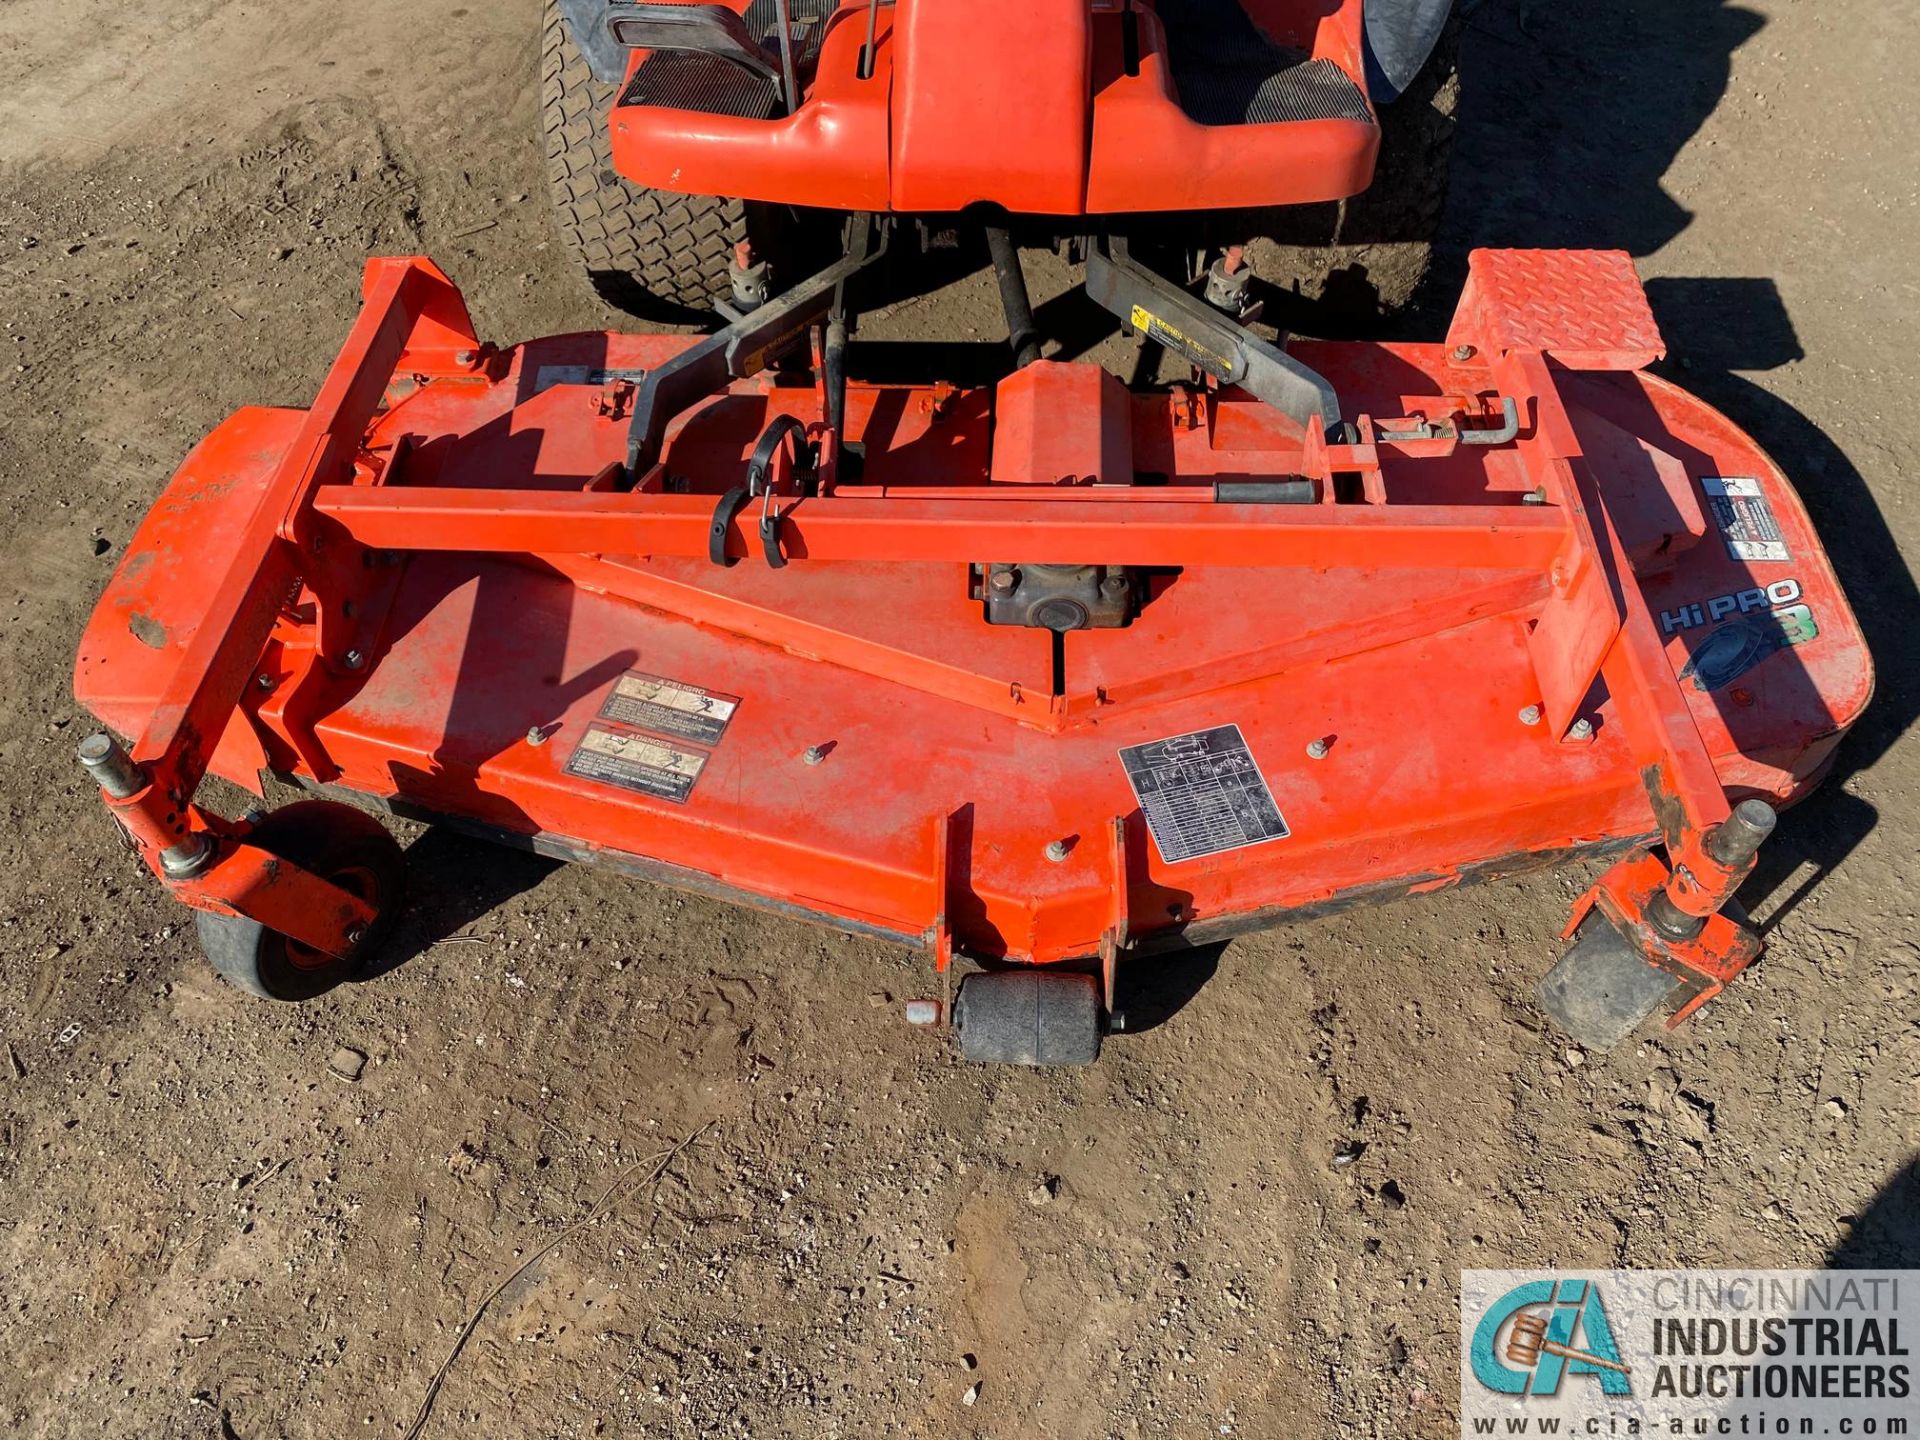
1128,305,1234,380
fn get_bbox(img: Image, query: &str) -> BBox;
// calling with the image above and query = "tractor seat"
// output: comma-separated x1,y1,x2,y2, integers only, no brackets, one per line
607,0,1382,215
1153,0,1373,126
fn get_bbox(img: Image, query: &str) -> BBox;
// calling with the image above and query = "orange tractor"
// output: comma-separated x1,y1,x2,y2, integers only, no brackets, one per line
75,0,1868,1062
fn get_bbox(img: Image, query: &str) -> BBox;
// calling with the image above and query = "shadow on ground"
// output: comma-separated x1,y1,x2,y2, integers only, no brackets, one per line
358,825,560,981
1827,1158,1920,1267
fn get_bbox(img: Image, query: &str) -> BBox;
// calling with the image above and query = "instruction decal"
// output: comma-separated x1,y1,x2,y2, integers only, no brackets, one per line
565,724,708,804
597,671,740,747
1701,476,1790,561
1119,725,1290,865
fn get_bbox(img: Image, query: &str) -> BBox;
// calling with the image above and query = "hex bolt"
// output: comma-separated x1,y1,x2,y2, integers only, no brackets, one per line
1518,704,1543,727
256,673,276,692
343,649,366,671
1452,343,1477,362
526,725,548,747
803,745,826,766
345,926,367,947
988,569,1018,595
77,732,145,798
455,349,478,367
1305,737,1331,760
1568,718,1595,741
903,999,943,1026
1044,839,1070,863
1107,1011,1128,1034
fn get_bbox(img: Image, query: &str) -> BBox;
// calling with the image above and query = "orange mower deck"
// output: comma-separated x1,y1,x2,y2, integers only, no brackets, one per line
73,249,1871,1058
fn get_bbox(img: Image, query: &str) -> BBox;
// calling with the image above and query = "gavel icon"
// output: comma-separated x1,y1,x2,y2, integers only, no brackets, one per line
1505,1309,1633,1375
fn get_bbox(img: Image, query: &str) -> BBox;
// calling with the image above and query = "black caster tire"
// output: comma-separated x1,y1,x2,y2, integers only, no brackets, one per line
1537,913,1684,1051
954,969,1103,1066
195,800,406,1002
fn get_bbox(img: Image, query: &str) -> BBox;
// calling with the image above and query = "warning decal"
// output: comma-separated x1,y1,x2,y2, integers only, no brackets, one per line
565,725,708,804
597,671,740,747
1128,304,1235,381
1702,476,1791,562
1119,725,1290,865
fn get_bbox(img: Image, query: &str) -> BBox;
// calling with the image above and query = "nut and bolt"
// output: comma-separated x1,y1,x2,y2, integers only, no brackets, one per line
1568,718,1595,741
526,725,548,747
904,999,943,1026
1451,343,1477,362
988,569,1018,595
256,673,276,692
803,745,827,766
343,649,366,671
455,349,478,367
1044,839,1070,863
1305,736,1331,760
345,926,367,947
1518,704,1543,727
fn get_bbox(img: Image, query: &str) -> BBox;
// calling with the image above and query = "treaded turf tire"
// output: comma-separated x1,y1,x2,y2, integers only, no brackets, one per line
541,0,746,321
1252,13,1462,326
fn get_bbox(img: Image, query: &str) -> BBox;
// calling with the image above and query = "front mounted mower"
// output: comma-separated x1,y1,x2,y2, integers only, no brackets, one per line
74,229,1869,1061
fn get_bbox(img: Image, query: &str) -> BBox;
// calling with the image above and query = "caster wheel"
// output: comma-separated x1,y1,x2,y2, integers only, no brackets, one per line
1537,913,1684,1051
953,969,1102,1066
194,800,406,1001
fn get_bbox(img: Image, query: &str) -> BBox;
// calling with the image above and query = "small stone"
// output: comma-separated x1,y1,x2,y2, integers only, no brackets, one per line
1823,1097,1848,1119
1563,1047,1586,1068
1026,1176,1059,1207
961,1382,981,1407
960,1352,978,1371
1762,1202,1782,1221
866,991,892,1008
327,1045,367,1082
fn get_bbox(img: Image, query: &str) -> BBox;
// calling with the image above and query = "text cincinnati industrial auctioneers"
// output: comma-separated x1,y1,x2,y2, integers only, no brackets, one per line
1645,1275,1910,1403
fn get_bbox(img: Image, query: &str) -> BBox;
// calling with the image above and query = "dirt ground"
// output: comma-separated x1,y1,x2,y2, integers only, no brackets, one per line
2,2,1917,1436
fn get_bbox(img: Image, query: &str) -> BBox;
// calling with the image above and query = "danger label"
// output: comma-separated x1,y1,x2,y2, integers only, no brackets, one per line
597,671,740,747
564,724,708,804
1119,725,1290,865
1702,476,1790,561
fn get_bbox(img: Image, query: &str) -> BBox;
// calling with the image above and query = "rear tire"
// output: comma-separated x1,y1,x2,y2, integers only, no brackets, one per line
1250,13,1462,327
540,0,747,320
195,801,406,1002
